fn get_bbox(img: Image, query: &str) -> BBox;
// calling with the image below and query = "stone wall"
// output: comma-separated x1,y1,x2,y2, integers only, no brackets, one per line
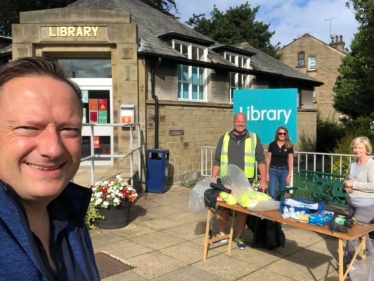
146,100,317,182
146,101,233,182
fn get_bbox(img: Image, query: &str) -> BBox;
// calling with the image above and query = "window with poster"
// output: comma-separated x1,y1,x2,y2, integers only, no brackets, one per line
81,89,112,161
56,57,113,165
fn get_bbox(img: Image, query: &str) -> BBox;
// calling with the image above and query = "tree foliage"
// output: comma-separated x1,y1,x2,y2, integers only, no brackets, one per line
0,0,179,37
333,0,374,119
0,0,78,37
141,0,179,19
185,2,280,58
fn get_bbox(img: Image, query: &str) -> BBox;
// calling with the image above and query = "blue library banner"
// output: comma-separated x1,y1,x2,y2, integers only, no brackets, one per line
233,89,298,144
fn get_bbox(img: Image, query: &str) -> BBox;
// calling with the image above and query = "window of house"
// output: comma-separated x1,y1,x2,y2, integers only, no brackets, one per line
172,40,207,101
224,52,251,102
177,65,204,100
308,56,316,70
228,73,249,102
298,52,305,66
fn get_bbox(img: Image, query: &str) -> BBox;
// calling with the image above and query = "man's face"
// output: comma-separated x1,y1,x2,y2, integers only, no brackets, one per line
233,113,247,135
0,76,82,203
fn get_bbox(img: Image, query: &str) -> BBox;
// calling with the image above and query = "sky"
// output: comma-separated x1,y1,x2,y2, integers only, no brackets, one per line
174,0,359,50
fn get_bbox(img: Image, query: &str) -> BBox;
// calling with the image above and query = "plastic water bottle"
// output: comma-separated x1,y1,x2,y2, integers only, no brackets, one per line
283,206,289,214
335,217,346,226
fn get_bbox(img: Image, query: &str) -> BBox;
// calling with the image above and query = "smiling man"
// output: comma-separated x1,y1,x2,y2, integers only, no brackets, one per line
0,57,100,280
211,112,267,250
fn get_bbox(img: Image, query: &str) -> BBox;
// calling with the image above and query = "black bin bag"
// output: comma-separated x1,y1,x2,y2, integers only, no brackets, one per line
246,215,285,250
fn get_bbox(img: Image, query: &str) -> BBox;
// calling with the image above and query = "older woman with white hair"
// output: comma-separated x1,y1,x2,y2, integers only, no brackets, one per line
343,136,374,266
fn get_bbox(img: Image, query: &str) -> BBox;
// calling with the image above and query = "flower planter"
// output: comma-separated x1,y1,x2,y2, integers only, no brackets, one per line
96,201,132,229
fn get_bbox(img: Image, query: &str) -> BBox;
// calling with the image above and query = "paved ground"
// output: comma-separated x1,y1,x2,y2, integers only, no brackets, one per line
87,184,357,281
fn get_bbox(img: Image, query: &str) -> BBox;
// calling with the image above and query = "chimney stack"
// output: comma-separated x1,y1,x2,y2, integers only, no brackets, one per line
329,34,345,53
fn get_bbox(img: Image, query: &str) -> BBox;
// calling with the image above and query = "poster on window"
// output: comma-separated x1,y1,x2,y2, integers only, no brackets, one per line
89,111,98,123
89,99,98,111
98,99,107,111
98,111,107,123
94,136,100,148
89,99,98,123
82,90,89,103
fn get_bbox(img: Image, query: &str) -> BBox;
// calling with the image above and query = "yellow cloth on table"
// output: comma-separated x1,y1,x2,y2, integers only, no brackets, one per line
219,192,237,205
238,191,272,208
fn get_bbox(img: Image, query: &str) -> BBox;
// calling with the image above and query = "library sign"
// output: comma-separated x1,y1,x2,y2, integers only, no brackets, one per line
49,26,99,37
41,26,104,39
233,89,298,144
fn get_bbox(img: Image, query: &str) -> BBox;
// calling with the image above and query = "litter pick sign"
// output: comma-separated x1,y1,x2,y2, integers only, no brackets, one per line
233,89,297,144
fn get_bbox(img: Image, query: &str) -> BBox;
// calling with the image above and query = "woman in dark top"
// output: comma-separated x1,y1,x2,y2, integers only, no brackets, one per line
266,126,294,200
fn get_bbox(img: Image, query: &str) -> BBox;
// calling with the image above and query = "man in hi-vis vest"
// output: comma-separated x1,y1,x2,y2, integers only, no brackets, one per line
211,112,267,249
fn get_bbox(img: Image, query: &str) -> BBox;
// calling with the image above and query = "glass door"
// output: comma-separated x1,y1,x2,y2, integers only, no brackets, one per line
73,78,113,166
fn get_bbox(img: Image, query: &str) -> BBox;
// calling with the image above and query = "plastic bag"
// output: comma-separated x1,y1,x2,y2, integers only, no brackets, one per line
188,178,211,214
220,164,253,202
349,255,374,281
247,200,280,211
220,164,278,210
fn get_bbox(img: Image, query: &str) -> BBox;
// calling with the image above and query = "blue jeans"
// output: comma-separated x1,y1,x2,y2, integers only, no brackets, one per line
268,167,288,200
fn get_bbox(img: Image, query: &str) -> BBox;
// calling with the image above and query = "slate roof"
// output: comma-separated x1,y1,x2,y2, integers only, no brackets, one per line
0,0,320,85
0,36,12,41
69,0,321,85
0,43,11,57
0,44,11,54
232,42,322,85
69,0,214,57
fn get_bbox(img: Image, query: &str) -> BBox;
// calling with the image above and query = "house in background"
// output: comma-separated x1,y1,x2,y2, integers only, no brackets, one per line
9,0,323,183
278,33,346,120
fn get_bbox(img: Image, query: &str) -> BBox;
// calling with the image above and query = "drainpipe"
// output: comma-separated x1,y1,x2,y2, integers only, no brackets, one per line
151,57,162,149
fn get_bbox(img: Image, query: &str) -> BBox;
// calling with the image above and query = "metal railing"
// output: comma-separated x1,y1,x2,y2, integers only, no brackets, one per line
201,146,356,185
78,123,142,186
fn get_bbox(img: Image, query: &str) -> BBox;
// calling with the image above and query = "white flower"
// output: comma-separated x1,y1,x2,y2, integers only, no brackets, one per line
94,198,103,206
90,175,138,208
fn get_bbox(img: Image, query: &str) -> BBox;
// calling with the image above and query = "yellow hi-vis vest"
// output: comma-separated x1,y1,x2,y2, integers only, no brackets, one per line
220,132,257,178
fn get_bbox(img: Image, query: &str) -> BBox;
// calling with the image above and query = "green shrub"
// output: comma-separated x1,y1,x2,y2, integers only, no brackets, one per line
332,116,374,175
85,202,104,230
316,112,345,152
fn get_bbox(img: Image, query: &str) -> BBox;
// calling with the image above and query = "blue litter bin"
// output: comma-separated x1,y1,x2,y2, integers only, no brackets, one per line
146,149,170,193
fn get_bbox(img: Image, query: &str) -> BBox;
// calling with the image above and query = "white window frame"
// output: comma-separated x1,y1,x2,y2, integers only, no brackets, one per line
172,40,208,101
228,73,250,103
224,52,251,102
177,65,205,100
308,56,316,70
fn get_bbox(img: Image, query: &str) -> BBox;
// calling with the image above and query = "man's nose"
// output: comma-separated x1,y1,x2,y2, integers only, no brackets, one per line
38,129,65,159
